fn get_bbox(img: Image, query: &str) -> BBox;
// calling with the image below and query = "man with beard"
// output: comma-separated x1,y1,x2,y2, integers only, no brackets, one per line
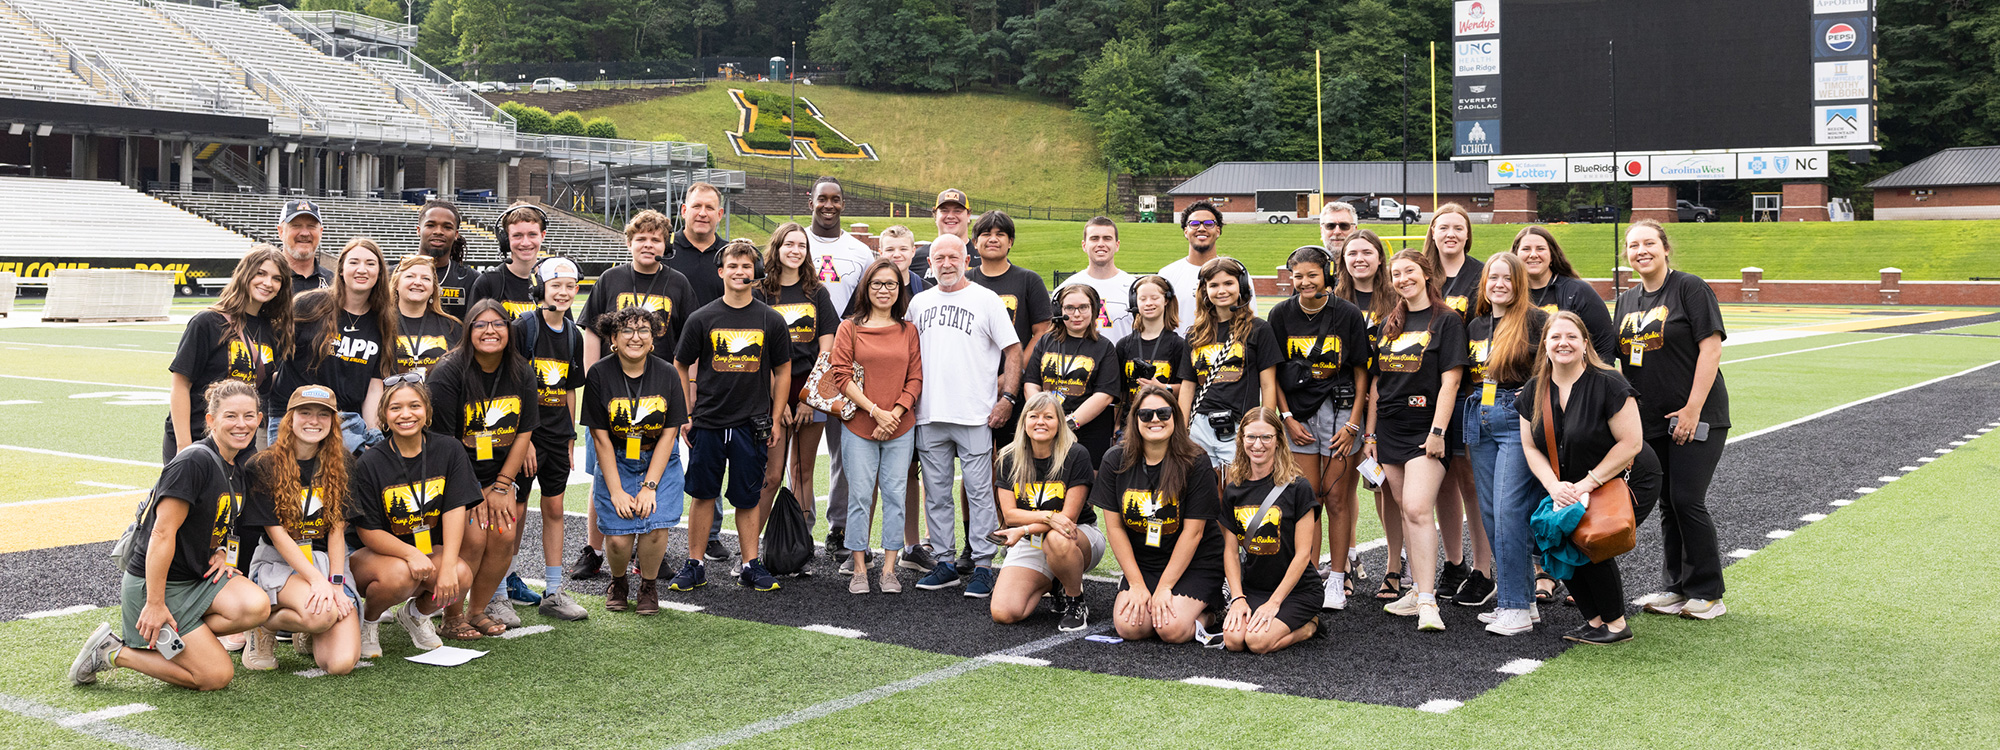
1319,201,1359,247
279,199,332,294
416,200,478,321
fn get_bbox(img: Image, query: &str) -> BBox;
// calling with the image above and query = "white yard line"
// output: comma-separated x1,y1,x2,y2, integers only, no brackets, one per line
0,340,174,354
1721,334,1906,365
0,374,170,390
1727,359,2000,445
0,445,160,467
0,693,199,750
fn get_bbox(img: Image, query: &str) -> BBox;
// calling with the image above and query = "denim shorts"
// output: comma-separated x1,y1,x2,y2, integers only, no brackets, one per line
685,426,768,509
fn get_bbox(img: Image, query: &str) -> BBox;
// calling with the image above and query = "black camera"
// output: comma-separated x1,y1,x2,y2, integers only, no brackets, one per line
1331,379,1357,410
1129,359,1156,382
1205,410,1238,440
749,414,773,444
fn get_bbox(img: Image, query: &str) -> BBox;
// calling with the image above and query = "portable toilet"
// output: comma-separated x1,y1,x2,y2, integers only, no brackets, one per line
769,56,788,81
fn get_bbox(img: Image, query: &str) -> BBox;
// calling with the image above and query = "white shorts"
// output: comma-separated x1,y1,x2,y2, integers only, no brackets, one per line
1190,416,1236,468
999,524,1107,578
1291,401,1360,458
247,544,359,607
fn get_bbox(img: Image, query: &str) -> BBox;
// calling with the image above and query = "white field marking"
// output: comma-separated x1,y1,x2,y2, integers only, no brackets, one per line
659,601,704,612
1981,428,1994,434
1315,537,1390,564
519,578,546,588
295,661,373,677
18,604,97,619
800,624,866,639
0,693,199,750
1900,466,1920,472
1766,530,1794,539
1083,573,1122,584
0,399,39,405
70,391,172,406
1182,676,1261,691
1830,499,1854,507
1728,549,1757,558
1950,441,1968,446
1496,658,1543,676
980,654,1050,667
0,374,169,390
1802,513,1828,522
1935,448,1952,454
499,625,554,639
0,489,145,507
0,340,173,354
1919,457,1937,463
77,481,137,490
1877,476,1901,483
0,445,160,467
1967,434,1983,440
671,624,1109,750
1855,487,1877,494
1720,334,1906,365
1416,699,1463,714
1726,360,2000,445
57,703,156,728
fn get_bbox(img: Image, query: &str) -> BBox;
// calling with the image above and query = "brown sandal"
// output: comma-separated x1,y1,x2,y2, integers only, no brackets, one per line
465,612,508,636
439,615,484,641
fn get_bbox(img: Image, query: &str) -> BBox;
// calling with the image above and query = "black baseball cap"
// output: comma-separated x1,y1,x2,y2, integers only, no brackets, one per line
280,199,322,224
935,189,968,210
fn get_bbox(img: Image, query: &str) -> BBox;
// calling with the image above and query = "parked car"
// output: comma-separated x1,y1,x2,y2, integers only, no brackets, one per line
1565,204,1619,223
531,77,576,92
1677,199,1718,223
1333,195,1422,223
488,81,516,92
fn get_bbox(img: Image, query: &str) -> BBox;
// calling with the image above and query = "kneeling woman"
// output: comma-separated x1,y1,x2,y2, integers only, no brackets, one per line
347,375,481,657
582,307,689,614
1220,408,1323,653
240,386,362,674
1092,385,1224,643
990,393,1104,632
71,381,271,690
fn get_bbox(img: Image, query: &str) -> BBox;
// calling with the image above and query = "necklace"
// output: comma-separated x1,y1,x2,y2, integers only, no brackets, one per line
1300,294,1327,315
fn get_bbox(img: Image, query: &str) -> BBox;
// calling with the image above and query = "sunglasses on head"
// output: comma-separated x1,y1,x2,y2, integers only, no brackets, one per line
384,371,425,387
1135,406,1174,424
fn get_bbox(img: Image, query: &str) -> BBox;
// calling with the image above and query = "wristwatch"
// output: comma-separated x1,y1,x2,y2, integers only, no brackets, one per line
1000,392,1020,405
640,480,659,490
1279,411,1293,420
328,574,345,586
1429,426,1447,437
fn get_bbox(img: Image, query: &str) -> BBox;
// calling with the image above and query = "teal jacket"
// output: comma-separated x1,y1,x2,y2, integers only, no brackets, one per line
1531,495,1592,580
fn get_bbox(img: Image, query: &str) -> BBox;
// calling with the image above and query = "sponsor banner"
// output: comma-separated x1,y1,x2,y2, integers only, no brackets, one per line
1454,119,1500,157
1812,0,1867,14
1737,151,1829,179
1813,16,1869,58
0,258,225,286
1649,154,1736,181
1453,0,1499,37
1488,158,1563,184
1453,76,1501,119
1813,60,1869,101
1565,156,1618,183
1615,156,1651,182
1815,104,1870,145
1454,39,1499,77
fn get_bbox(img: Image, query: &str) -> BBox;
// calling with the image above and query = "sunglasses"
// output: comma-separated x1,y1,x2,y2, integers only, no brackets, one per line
1185,220,1218,228
1322,222,1356,231
384,371,425,387
1135,407,1174,424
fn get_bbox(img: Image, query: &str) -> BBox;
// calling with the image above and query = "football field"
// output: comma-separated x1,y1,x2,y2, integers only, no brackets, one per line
2,299,1997,748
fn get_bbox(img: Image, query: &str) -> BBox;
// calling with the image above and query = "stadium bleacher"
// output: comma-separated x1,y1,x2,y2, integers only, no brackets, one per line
3,0,278,117
0,2,107,104
0,176,255,263
154,190,629,267
153,0,435,129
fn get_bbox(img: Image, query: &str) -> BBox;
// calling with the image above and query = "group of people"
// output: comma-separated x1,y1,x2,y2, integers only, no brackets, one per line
71,181,1732,692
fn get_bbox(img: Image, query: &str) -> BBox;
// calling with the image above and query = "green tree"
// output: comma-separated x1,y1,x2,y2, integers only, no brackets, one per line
1005,0,1122,96
809,0,977,91
361,0,405,23
583,117,620,139
550,111,587,136
414,0,458,66
1076,37,1165,172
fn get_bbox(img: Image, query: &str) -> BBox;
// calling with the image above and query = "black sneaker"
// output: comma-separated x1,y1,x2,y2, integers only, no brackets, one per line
739,558,780,592
825,527,845,563
954,549,974,576
1438,560,1470,599
899,544,938,571
569,545,605,580
1058,594,1089,632
668,560,707,591
1452,569,1496,607
704,539,729,562
1576,624,1633,645
1561,623,1603,643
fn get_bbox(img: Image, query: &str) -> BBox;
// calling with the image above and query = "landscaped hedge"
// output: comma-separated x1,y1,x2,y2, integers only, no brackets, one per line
498,100,617,139
738,89,858,154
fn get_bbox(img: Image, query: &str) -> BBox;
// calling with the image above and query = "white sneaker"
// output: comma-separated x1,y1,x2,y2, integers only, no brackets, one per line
219,631,246,652
359,618,382,659
1416,602,1446,631
395,603,442,650
1383,590,1420,617
241,627,278,671
1483,608,1534,636
1322,578,1347,611
68,622,120,686
1479,603,1541,624
293,630,313,657
483,598,520,629
1638,591,1688,615
1680,598,1726,620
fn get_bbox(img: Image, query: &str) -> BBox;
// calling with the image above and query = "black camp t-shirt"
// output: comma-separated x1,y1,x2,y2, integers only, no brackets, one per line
1115,330,1194,409
395,312,462,376
967,263,1053,353
279,306,385,414
581,355,689,453
124,438,253,580
994,442,1098,526
1266,295,1371,414
579,262,697,361
1530,275,1618,362
432,259,478,322
1372,307,1470,406
470,266,537,320
241,455,335,553
1438,255,1484,318
1613,270,1731,439
345,433,482,550
1515,367,1640,484
291,266,334,296
1465,307,1549,392
1222,475,1322,593
1026,334,1121,418
1345,288,1382,331
1089,446,1223,574
514,313,586,442
675,299,793,430
754,281,840,378
665,233,725,309
170,310,277,432
1191,317,1283,416
426,358,541,486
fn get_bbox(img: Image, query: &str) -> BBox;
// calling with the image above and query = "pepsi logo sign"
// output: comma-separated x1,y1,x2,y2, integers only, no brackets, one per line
1825,23,1856,52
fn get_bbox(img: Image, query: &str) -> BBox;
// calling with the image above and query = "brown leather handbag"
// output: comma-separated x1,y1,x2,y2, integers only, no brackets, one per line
1539,375,1636,563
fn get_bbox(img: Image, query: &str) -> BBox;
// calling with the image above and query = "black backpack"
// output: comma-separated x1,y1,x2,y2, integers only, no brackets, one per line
111,442,231,566
760,486,814,576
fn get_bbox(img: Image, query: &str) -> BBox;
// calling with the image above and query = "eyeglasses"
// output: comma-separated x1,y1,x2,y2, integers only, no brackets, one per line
868,280,900,291
1061,305,1093,314
1242,433,1278,444
385,371,425,387
1135,407,1174,423
1186,220,1218,228
1322,222,1355,231
469,320,508,332
617,326,653,338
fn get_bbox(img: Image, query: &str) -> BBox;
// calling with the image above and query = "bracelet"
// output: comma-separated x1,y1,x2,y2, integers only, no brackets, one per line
1344,422,1362,434
1428,426,1447,437
999,392,1019,405
1279,411,1293,420
1229,596,1248,606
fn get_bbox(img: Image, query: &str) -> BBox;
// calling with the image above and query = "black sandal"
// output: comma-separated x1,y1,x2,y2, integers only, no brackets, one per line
1374,571,1404,601
1534,573,1559,604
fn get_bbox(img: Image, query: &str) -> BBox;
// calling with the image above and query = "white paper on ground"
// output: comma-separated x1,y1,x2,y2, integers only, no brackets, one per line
405,646,488,666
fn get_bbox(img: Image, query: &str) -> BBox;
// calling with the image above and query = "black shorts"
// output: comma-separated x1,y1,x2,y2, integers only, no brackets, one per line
1119,564,1224,612
1376,403,1441,466
686,426,768,509
1243,580,1325,631
528,438,572,498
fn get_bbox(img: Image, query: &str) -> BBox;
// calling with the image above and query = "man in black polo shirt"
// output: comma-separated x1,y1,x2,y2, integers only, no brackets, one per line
658,180,732,565
279,199,332,294
416,199,478,321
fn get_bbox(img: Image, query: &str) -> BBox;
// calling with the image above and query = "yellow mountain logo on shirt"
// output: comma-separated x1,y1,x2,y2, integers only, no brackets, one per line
383,477,447,535
1194,342,1246,384
1121,488,1179,536
466,397,521,432
712,329,765,372
1620,305,1671,353
1231,505,1283,555
608,395,669,438
1378,330,1432,373
1015,480,1067,511
616,293,672,317
772,303,817,343
226,340,274,383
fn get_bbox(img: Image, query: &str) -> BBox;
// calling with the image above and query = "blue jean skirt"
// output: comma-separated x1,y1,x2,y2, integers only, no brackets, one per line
592,445,686,536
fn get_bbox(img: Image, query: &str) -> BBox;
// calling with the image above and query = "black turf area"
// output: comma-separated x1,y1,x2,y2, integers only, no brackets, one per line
9,320,2000,707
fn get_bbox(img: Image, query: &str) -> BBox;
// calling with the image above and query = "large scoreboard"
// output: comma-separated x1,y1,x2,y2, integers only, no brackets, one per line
1451,0,1877,185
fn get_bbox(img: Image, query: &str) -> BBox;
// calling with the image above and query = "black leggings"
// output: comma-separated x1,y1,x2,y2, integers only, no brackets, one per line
1647,431,1727,600
1568,558,1624,623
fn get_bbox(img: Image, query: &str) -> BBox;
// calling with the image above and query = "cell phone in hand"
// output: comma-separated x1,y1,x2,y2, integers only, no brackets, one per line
155,624,185,660
985,530,1011,546
1667,416,1712,442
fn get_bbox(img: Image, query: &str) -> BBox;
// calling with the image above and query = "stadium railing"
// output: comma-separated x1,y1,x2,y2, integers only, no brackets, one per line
715,156,1105,222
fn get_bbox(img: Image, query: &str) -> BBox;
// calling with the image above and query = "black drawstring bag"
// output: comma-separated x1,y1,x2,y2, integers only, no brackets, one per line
761,486,814,576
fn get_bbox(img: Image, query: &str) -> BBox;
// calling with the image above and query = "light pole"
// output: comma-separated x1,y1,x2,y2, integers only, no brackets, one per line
788,40,797,222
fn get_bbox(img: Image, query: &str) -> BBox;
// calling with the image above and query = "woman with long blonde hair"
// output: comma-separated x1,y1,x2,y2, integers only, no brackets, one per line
239,385,360,672
390,255,462,376
990,392,1103,632
1220,407,1322,653
1460,252,1550,631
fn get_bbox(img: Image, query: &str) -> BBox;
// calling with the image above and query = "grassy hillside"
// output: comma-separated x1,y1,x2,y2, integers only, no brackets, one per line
582,82,1108,209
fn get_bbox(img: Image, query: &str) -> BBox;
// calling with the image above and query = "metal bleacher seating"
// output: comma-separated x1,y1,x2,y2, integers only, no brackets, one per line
0,176,255,262
0,2,109,104
3,0,276,117
155,191,628,267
